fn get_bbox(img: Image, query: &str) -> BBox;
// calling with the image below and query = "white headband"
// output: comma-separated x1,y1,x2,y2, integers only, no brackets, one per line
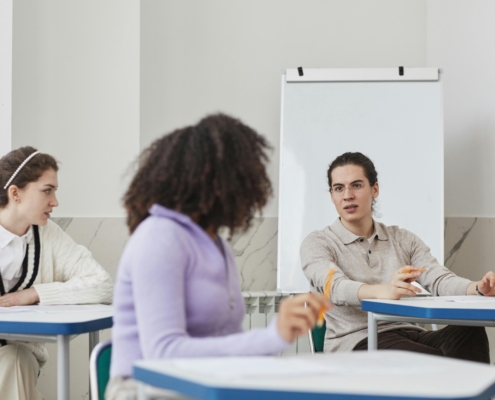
3,151,41,190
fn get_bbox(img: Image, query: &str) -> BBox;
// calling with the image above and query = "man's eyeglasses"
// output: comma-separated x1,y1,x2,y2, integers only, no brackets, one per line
330,182,366,195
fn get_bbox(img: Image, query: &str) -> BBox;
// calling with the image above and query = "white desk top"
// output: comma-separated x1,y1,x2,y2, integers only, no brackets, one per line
365,296,495,308
362,296,495,321
0,304,113,335
134,351,495,399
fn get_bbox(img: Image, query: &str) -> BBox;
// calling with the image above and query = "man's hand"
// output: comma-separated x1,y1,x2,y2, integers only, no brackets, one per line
0,288,40,307
475,272,495,296
359,266,425,300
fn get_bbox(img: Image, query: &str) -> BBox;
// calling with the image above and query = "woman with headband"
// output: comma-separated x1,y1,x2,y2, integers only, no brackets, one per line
0,147,113,400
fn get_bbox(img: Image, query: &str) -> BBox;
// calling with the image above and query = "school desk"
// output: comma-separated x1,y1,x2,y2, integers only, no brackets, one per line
362,296,495,350
0,304,113,400
133,350,495,400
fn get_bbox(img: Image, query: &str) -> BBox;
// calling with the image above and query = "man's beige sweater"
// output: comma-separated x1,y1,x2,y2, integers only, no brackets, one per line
300,218,471,353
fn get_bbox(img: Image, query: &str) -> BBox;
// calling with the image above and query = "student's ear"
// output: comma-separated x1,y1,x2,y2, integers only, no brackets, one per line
8,185,20,203
372,182,379,199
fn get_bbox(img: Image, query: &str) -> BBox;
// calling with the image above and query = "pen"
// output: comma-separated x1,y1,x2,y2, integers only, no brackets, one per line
317,268,334,327
403,268,427,274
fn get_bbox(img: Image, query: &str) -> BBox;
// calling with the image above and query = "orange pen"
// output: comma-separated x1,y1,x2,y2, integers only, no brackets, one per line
317,269,334,327
402,268,427,274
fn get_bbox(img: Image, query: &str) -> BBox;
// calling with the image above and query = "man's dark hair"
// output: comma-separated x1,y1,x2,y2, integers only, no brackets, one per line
327,152,378,189
327,152,379,214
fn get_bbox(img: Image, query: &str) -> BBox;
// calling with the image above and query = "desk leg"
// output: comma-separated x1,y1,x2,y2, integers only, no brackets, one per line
138,382,148,400
88,331,99,400
89,331,99,357
57,335,70,400
368,312,378,351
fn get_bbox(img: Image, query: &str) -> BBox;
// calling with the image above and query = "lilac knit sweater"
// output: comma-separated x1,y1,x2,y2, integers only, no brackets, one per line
110,205,289,377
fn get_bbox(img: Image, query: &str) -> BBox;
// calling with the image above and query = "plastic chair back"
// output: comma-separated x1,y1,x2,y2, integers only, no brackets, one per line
308,320,326,354
90,340,112,400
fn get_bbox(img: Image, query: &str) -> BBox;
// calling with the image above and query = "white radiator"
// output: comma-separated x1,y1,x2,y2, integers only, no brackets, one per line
242,291,311,355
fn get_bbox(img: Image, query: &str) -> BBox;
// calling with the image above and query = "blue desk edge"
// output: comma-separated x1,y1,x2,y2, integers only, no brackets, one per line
133,364,495,400
361,300,495,321
0,315,113,335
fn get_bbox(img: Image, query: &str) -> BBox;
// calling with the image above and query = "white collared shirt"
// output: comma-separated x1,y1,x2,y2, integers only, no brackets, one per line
0,224,32,293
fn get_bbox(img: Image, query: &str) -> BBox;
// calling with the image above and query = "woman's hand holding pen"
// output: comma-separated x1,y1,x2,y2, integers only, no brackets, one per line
277,293,332,344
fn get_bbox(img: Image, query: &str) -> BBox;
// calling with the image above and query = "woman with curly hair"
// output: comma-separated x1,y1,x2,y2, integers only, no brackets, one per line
0,147,113,400
108,114,330,399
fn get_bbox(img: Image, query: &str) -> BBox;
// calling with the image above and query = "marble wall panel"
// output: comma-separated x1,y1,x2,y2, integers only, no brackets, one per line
444,217,495,280
52,216,279,291
51,217,129,281
228,217,278,291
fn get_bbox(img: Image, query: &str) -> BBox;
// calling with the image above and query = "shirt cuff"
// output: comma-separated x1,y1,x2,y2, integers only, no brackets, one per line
33,283,62,305
451,278,472,296
337,280,365,307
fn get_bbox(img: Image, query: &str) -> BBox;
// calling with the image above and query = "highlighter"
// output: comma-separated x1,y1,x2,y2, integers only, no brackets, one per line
317,269,334,327
403,268,427,274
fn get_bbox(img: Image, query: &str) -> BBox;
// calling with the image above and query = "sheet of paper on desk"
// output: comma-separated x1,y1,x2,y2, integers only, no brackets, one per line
411,281,431,296
0,306,32,313
428,296,495,303
174,358,330,379
172,355,444,380
0,305,112,313
31,305,113,313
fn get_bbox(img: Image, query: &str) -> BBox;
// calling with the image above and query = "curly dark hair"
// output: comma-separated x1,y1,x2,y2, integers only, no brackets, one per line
124,113,273,234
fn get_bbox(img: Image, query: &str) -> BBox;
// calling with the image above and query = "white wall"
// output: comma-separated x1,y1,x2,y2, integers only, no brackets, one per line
13,0,140,217
141,0,427,217
0,0,12,157
12,2,139,399
427,0,495,217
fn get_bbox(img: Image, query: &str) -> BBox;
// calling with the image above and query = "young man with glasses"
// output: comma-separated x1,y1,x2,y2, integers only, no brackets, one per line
301,151,495,362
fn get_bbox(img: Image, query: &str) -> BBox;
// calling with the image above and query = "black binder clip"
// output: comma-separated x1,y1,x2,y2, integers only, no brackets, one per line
298,67,304,77
399,66,404,76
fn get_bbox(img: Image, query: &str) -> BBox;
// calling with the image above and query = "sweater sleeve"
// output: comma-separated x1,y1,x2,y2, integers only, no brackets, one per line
301,232,363,307
128,226,289,359
406,230,471,296
33,221,113,305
